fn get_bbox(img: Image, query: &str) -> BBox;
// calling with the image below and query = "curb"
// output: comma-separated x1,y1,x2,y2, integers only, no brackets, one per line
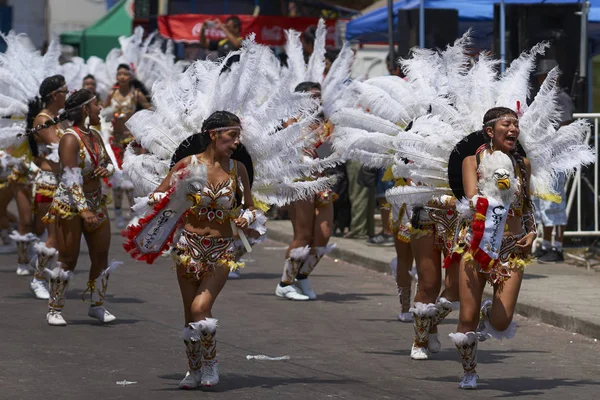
267,226,600,340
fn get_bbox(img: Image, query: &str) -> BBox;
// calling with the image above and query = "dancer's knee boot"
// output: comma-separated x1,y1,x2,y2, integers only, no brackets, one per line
30,243,57,299
84,261,121,323
409,302,437,360
45,265,72,326
276,246,310,300
179,325,202,390
198,318,219,387
428,297,460,353
295,244,335,300
449,332,478,390
11,231,37,276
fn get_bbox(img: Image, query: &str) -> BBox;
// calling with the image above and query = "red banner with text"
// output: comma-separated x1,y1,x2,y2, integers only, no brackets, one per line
158,14,336,47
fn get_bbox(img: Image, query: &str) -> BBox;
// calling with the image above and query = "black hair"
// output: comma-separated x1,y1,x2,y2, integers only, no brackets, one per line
26,75,66,157
64,89,95,124
325,49,340,64
482,107,518,127
301,25,317,46
170,111,241,168
83,74,96,81
116,63,151,100
224,16,242,31
294,81,321,93
26,88,95,143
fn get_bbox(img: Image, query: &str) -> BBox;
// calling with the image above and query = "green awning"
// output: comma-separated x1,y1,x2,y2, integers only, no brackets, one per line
59,0,132,59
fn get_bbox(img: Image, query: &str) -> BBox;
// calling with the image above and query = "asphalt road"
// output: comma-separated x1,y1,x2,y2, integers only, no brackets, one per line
1,227,599,400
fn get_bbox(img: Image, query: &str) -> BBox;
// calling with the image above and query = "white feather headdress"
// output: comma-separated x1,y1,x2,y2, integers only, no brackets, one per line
0,32,61,148
124,36,335,206
329,30,594,207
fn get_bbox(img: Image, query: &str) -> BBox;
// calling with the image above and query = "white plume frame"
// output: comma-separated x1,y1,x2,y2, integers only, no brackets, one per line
0,32,61,147
386,184,452,207
304,19,327,84
122,145,169,197
125,37,338,207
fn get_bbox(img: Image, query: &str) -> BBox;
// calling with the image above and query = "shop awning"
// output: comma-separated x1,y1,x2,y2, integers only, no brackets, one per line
158,14,336,47
59,0,133,59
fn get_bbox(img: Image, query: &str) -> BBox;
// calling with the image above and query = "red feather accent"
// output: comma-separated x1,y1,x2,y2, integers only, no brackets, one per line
442,252,461,269
469,197,496,271
122,187,187,264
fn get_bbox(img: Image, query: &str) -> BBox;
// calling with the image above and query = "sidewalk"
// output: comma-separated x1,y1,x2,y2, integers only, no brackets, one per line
267,219,600,340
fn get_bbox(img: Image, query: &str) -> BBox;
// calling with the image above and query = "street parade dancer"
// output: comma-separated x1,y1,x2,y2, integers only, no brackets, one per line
329,36,483,360
276,20,354,300
122,36,335,390
39,89,118,326
0,32,63,300
347,36,594,388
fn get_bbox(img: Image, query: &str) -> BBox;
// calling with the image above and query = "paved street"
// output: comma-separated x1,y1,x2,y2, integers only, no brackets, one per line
1,223,600,400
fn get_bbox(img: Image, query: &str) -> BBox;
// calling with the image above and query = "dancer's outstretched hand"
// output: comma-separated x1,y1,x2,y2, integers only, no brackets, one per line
81,210,99,227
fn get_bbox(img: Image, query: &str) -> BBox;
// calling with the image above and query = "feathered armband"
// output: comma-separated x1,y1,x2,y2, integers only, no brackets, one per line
62,167,90,214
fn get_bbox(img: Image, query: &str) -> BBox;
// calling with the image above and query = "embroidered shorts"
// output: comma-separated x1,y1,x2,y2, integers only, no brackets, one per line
391,203,411,243
34,170,59,203
44,186,108,231
172,231,238,283
315,189,338,208
457,230,531,286
410,206,459,255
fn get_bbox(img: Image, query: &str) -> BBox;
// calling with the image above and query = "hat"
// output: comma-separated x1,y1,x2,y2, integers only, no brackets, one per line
534,59,558,76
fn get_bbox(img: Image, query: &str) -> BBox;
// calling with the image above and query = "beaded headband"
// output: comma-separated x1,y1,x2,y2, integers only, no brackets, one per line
483,115,519,127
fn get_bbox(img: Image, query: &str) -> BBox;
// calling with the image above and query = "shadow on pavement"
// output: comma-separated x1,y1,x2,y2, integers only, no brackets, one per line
424,375,600,396
365,348,549,364
316,292,389,303
66,318,142,326
155,372,357,391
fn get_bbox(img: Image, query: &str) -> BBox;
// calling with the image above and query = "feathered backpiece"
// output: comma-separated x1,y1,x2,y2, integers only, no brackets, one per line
124,36,335,206
329,29,594,208
285,18,328,89
0,31,61,148
104,26,185,93
60,56,113,101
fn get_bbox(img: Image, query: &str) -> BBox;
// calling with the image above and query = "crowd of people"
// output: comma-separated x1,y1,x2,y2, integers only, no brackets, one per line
0,19,593,393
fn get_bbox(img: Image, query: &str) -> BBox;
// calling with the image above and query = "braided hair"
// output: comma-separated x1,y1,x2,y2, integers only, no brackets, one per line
26,75,66,157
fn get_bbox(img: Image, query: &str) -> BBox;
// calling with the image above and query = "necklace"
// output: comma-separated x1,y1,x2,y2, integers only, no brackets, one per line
73,126,100,167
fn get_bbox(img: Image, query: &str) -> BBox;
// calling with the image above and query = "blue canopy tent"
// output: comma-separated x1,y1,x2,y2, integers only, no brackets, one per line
346,1,600,49
347,0,599,110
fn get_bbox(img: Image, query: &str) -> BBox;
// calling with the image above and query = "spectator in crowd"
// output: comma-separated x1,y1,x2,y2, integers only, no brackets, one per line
301,25,317,63
533,59,575,263
324,49,340,76
199,16,243,58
